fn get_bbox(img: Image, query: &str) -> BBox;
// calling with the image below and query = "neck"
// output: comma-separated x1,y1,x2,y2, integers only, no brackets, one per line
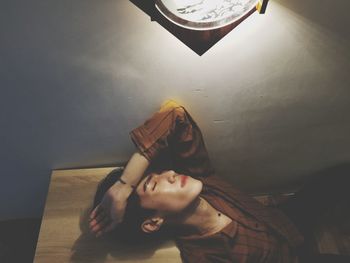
165,197,222,237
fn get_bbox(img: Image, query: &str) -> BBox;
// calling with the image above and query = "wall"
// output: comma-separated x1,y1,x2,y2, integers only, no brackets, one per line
0,0,349,220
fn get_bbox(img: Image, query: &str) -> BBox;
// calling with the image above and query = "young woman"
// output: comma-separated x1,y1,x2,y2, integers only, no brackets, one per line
89,100,348,263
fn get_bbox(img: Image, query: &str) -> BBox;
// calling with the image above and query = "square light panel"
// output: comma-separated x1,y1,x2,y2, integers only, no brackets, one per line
156,0,259,30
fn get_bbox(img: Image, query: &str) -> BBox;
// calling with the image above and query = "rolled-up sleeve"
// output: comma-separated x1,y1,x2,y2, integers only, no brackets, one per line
129,124,164,162
129,100,214,178
129,101,181,162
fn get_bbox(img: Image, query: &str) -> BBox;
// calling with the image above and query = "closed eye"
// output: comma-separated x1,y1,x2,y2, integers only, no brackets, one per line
152,182,157,191
144,175,153,192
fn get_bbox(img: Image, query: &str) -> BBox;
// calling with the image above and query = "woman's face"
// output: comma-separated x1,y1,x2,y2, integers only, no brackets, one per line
136,170,203,212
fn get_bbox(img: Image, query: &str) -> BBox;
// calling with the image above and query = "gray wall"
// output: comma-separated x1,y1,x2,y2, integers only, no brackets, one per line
1,0,349,220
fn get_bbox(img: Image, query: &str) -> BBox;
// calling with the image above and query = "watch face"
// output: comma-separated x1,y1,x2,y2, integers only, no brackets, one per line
155,0,259,30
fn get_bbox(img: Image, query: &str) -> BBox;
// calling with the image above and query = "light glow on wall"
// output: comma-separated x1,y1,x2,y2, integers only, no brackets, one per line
155,0,260,30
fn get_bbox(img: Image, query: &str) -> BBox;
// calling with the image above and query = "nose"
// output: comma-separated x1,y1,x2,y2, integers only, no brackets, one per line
167,171,177,183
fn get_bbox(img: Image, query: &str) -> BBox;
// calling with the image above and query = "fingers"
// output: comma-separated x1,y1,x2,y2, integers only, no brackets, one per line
91,216,110,235
89,204,107,234
90,218,117,238
89,210,110,236
89,204,103,220
89,194,126,237
89,204,116,237
89,213,119,237
89,211,105,228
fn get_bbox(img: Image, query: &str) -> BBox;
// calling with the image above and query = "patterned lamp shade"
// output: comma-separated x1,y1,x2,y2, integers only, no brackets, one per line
155,0,269,30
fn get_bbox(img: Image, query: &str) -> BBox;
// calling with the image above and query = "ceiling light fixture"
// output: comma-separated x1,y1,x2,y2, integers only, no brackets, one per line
155,0,269,30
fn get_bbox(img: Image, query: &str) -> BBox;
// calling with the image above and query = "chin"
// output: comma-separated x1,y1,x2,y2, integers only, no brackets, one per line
192,177,203,192
187,179,203,201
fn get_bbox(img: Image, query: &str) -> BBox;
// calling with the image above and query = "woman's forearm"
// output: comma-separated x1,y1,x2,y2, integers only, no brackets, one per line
89,151,150,234
120,151,150,188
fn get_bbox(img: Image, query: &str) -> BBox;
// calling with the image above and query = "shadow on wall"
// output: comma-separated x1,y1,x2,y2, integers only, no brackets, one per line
275,0,350,37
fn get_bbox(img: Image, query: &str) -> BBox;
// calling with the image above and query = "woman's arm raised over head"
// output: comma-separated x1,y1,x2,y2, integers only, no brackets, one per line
89,100,215,237
129,100,215,179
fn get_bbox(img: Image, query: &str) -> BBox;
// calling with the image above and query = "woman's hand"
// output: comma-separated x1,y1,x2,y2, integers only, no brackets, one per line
89,181,133,237
89,151,149,237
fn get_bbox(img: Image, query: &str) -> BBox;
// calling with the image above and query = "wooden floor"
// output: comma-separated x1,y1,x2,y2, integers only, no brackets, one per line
33,167,350,262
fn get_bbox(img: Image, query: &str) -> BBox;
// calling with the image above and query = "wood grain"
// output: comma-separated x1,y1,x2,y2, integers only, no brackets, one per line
34,167,181,263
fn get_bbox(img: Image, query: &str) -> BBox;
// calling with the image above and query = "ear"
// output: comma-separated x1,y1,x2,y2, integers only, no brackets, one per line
141,216,164,234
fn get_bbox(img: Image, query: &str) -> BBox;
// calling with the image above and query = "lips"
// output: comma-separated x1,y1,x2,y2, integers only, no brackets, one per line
180,175,188,187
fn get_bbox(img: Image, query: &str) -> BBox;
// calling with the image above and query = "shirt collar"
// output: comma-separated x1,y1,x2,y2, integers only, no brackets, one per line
220,220,238,239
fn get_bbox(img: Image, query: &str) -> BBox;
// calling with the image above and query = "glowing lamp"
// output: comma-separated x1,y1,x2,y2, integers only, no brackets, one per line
155,0,269,30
